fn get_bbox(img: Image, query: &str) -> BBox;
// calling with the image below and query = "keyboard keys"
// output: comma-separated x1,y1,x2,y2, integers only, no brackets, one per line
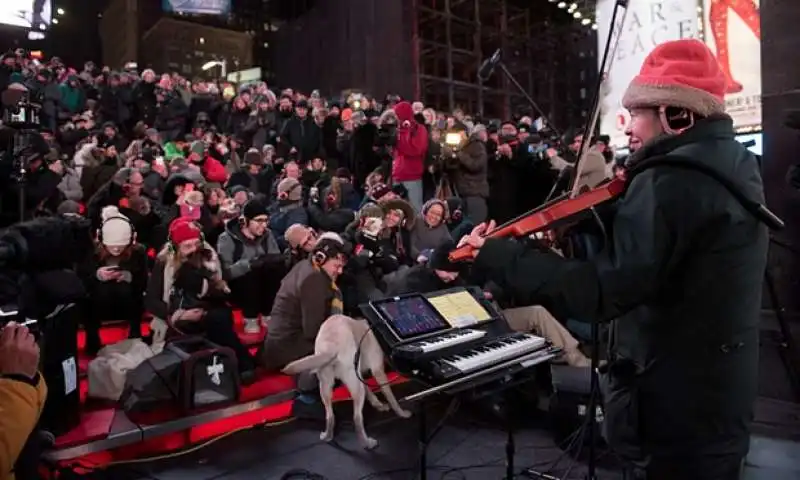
415,329,486,353
442,334,546,373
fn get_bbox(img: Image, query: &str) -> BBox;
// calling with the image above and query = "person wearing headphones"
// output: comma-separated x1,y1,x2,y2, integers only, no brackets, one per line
459,40,768,479
217,199,285,334
78,205,148,355
261,236,347,418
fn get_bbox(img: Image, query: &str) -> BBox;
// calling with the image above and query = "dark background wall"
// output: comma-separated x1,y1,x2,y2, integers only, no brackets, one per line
272,0,415,99
762,0,800,314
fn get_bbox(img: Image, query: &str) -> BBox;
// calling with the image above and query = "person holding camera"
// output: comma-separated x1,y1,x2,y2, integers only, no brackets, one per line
440,125,490,224
0,322,47,480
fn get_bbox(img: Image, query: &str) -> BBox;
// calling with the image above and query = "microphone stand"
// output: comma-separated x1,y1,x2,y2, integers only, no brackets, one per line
495,62,560,139
12,131,33,223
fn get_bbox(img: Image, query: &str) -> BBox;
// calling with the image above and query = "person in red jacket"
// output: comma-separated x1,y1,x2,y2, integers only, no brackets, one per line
391,101,428,211
188,141,228,185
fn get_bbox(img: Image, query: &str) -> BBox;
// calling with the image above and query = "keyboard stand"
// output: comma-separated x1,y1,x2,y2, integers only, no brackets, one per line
402,347,561,480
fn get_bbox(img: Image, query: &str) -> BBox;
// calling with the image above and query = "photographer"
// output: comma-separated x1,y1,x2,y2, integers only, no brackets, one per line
488,122,524,222
0,322,47,480
441,125,489,224
545,129,608,192
0,128,63,226
391,101,429,212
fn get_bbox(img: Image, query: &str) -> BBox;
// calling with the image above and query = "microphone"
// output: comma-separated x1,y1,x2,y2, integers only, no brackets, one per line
478,49,502,82
0,216,94,271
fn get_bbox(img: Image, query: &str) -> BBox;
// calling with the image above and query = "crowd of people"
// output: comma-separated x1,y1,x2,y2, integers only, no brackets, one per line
0,48,613,478
0,35,774,480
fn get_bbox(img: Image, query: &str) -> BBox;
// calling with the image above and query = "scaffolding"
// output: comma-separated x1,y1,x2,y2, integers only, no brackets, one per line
413,0,597,124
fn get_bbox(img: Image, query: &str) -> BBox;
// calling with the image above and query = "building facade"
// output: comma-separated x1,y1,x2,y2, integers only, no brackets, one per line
140,17,252,78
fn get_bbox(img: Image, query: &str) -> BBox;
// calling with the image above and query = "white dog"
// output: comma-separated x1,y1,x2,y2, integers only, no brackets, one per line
283,314,412,449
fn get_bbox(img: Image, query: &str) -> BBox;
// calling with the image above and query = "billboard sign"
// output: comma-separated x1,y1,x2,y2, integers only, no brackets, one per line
596,0,701,148
227,67,262,84
0,0,51,29
162,0,231,16
701,0,761,131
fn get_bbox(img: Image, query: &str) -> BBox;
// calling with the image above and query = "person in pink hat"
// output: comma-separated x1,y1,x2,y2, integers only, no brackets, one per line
459,39,769,479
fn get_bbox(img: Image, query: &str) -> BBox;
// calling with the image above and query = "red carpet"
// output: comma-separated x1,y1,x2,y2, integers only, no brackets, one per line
55,312,405,471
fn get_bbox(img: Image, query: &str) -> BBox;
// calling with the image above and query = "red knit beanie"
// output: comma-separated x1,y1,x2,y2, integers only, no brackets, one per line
622,39,727,117
169,217,202,245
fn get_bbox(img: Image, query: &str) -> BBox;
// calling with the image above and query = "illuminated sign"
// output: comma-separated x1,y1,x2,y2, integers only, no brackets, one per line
596,0,701,148
700,0,761,131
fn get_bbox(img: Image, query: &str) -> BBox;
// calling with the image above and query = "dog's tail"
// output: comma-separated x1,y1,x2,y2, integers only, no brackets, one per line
282,352,337,375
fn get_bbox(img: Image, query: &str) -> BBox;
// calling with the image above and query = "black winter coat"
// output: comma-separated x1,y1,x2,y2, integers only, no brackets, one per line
471,117,768,470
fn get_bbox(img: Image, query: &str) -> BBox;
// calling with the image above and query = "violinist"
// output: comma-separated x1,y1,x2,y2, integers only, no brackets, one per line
459,39,767,480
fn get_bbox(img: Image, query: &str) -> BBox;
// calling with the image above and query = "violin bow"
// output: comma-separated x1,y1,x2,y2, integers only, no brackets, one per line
569,0,632,198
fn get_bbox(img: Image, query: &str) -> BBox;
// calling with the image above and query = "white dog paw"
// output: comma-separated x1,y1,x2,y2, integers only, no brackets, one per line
397,409,413,418
361,437,379,450
320,431,334,442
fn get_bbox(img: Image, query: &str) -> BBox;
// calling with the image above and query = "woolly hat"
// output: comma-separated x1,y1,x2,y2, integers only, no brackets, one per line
277,177,303,202
421,198,449,220
242,199,268,220
243,148,261,166
100,206,133,247
621,39,727,117
169,217,202,246
358,203,384,221
369,183,392,201
318,231,344,245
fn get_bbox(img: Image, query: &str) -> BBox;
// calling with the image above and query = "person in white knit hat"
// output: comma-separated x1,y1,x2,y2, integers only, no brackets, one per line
82,206,148,354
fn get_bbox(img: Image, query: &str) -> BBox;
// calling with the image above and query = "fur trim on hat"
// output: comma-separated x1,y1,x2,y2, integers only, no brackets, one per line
357,203,384,222
381,198,416,230
622,82,725,117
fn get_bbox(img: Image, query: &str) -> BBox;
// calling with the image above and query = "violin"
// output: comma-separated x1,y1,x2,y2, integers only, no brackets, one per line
449,177,626,262
449,0,633,264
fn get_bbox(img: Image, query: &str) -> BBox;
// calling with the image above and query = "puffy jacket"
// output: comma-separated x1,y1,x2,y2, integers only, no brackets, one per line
0,374,47,480
200,155,228,184
391,102,428,182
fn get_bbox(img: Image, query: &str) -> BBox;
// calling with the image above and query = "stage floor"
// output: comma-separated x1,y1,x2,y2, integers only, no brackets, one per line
102,398,800,480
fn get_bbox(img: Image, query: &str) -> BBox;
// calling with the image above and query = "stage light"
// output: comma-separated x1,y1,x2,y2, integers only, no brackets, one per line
573,11,582,19
582,18,591,25
558,2,567,8
570,2,578,9
57,8,65,15
592,23,598,30
39,22,47,29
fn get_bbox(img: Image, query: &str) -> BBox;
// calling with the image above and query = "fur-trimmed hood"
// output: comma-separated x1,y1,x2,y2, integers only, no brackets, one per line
381,198,416,231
